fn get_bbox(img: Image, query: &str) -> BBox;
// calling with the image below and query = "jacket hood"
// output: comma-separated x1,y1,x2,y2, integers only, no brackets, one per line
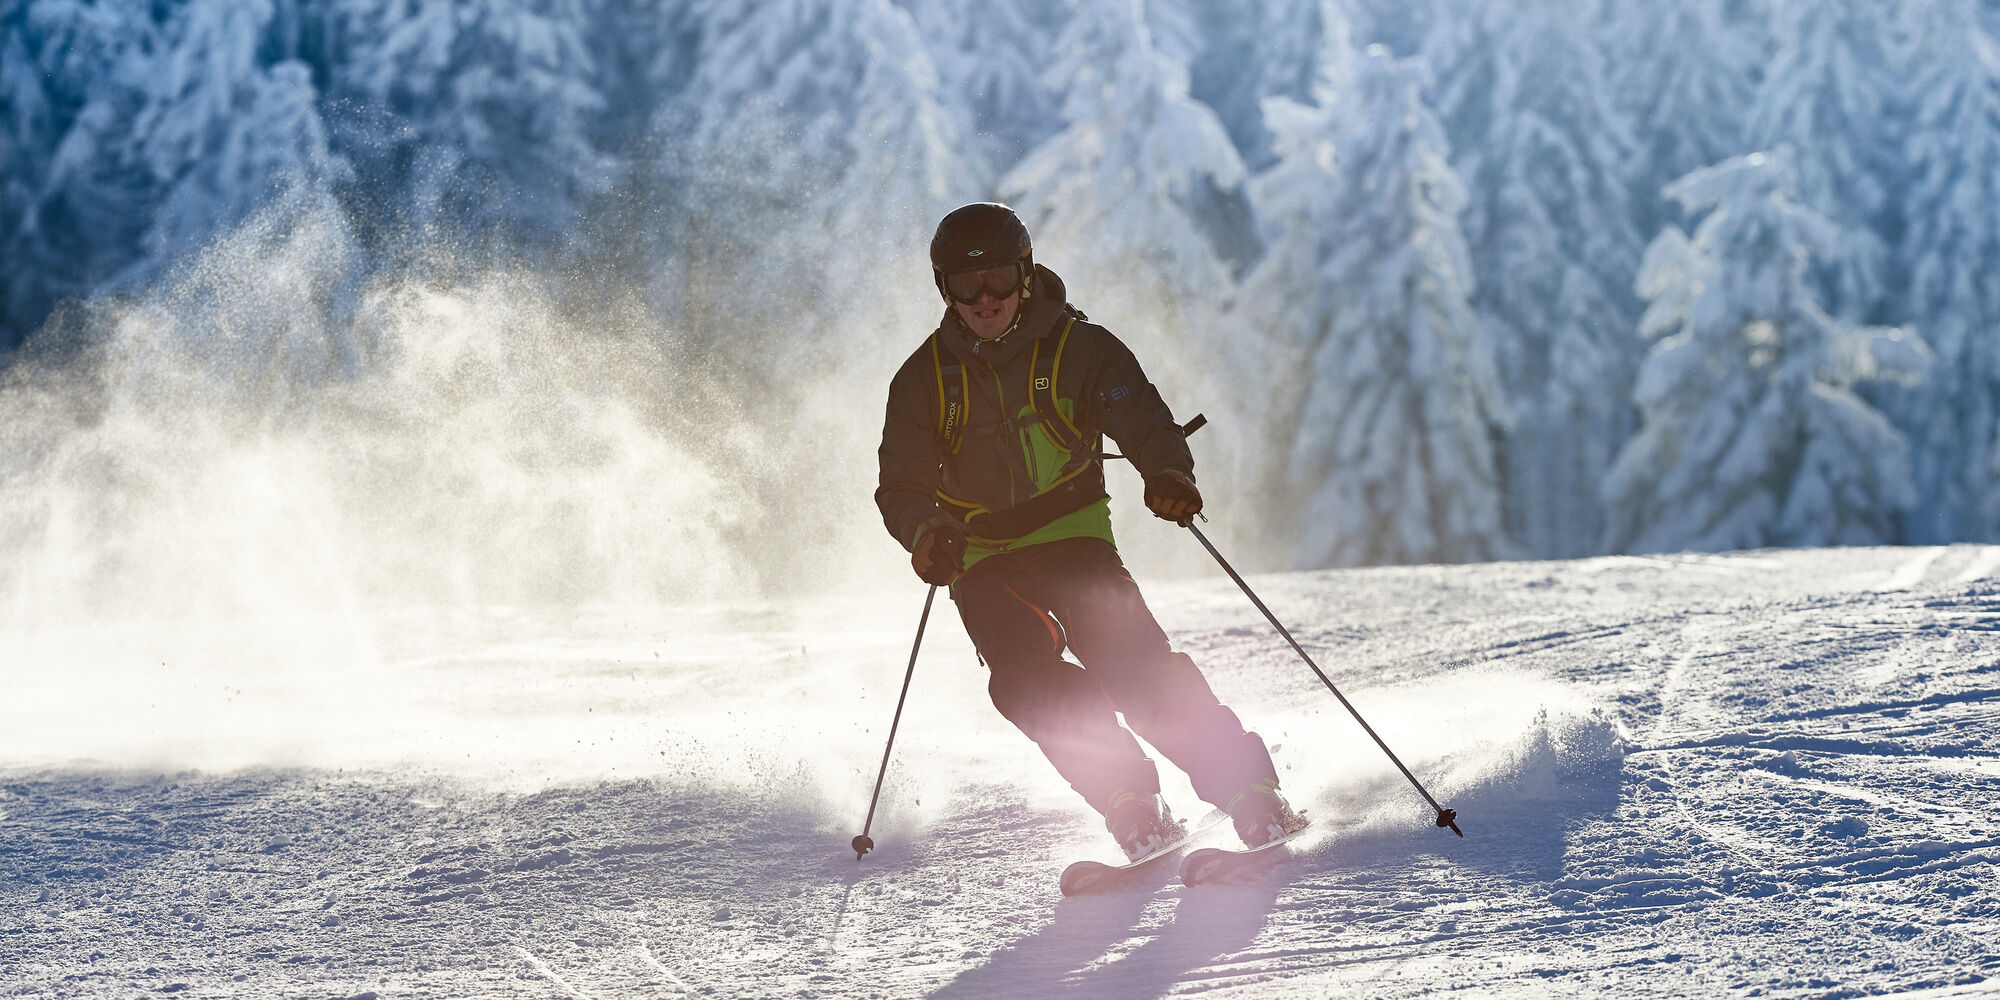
939,264,1070,369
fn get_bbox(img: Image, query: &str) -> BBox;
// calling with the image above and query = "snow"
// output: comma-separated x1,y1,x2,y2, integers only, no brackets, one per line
6,544,2000,997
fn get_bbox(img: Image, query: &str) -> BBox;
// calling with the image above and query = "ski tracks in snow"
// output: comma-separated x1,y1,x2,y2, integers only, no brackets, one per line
1600,550,2000,995
1869,543,2000,592
7,547,2000,998
512,946,594,999
1949,546,2000,586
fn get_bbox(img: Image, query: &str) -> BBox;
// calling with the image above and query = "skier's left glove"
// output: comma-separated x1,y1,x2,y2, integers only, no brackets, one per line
1144,469,1202,525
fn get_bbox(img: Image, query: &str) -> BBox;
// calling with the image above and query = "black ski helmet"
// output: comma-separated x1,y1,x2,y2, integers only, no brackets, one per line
930,202,1033,300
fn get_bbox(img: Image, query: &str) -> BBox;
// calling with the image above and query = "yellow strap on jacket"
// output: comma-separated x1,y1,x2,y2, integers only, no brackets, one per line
931,311,1081,454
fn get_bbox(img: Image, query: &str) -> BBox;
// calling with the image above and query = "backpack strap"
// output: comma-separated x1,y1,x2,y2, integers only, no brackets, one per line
930,329,967,454
1027,312,1083,453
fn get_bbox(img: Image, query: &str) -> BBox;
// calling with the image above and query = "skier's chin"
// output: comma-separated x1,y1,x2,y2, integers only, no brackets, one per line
964,312,1008,340
963,304,1016,339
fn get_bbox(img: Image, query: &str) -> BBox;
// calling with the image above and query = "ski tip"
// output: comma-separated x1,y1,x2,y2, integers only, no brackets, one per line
1058,861,1109,897
1180,823,1314,886
1059,833,1195,896
1179,849,1225,885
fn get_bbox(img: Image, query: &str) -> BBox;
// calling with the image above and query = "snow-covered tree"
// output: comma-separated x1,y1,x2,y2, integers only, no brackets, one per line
0,0,364,390
1427,0,1645,560
552,0,697,306
1600,0,1768,237
660,0,973,374
1,5,52,349
21,0,2000,571
1746,0,1901,321
1267,47,1505,569
1227,42,1350,568
128,0,351,269
1341,0,1445,64
999,0,1251,406
333,0,613,264
895,0,1067,174
0,0,162,348
1888,0,2000,541
1183,0,1350,170
1603,150,1929,554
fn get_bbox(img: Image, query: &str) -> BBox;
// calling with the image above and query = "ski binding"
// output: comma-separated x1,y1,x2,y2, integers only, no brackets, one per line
1059,810,1228,896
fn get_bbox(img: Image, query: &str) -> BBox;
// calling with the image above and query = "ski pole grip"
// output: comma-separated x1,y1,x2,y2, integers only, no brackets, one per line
1181,413,1207,438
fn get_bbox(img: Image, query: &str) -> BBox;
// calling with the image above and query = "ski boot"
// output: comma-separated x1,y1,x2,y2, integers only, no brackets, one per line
1103,790,1187,862
1226,780,1309,849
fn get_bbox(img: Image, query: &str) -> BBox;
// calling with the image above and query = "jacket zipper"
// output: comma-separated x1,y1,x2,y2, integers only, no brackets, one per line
990,369,1022,506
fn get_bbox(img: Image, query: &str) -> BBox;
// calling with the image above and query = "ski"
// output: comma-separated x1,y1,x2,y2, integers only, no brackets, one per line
1179,822,1313,886
1058,810,1226,896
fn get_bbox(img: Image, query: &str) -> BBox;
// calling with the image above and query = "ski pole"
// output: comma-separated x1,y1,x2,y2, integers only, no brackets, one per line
1180,520,1463,838
1120,410,1458,835
852,585,938,861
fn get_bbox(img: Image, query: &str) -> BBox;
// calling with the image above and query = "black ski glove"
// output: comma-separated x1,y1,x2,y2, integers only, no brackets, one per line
1144,469,1202,524
912,525,967,586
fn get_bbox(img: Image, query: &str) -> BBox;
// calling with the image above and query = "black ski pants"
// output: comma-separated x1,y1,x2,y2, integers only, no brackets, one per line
949,536,1277,816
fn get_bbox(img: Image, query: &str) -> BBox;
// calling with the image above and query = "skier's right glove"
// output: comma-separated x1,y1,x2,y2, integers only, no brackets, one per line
911,525,967,587
1144,469,1203,525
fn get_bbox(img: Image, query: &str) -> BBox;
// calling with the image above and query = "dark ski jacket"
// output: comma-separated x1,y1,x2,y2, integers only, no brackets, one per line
876,265,1194,571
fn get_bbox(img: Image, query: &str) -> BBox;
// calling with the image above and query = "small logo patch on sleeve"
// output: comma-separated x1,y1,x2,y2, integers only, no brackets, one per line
1107,385,1130,402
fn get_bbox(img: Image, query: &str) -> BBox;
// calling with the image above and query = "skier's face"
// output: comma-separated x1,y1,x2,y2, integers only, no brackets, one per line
952,281,1020,341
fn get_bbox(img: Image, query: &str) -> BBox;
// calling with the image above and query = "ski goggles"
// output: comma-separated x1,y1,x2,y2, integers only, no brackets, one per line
941,262,1026,304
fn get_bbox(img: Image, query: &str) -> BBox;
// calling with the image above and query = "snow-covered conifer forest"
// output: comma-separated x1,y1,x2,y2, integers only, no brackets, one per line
8,5,2000,997
4,0,2000,591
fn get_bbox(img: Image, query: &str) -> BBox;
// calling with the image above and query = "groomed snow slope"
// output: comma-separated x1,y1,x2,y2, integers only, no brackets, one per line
3,545,1998,998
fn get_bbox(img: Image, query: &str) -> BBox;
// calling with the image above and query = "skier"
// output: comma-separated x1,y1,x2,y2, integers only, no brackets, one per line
876,202,1306,860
